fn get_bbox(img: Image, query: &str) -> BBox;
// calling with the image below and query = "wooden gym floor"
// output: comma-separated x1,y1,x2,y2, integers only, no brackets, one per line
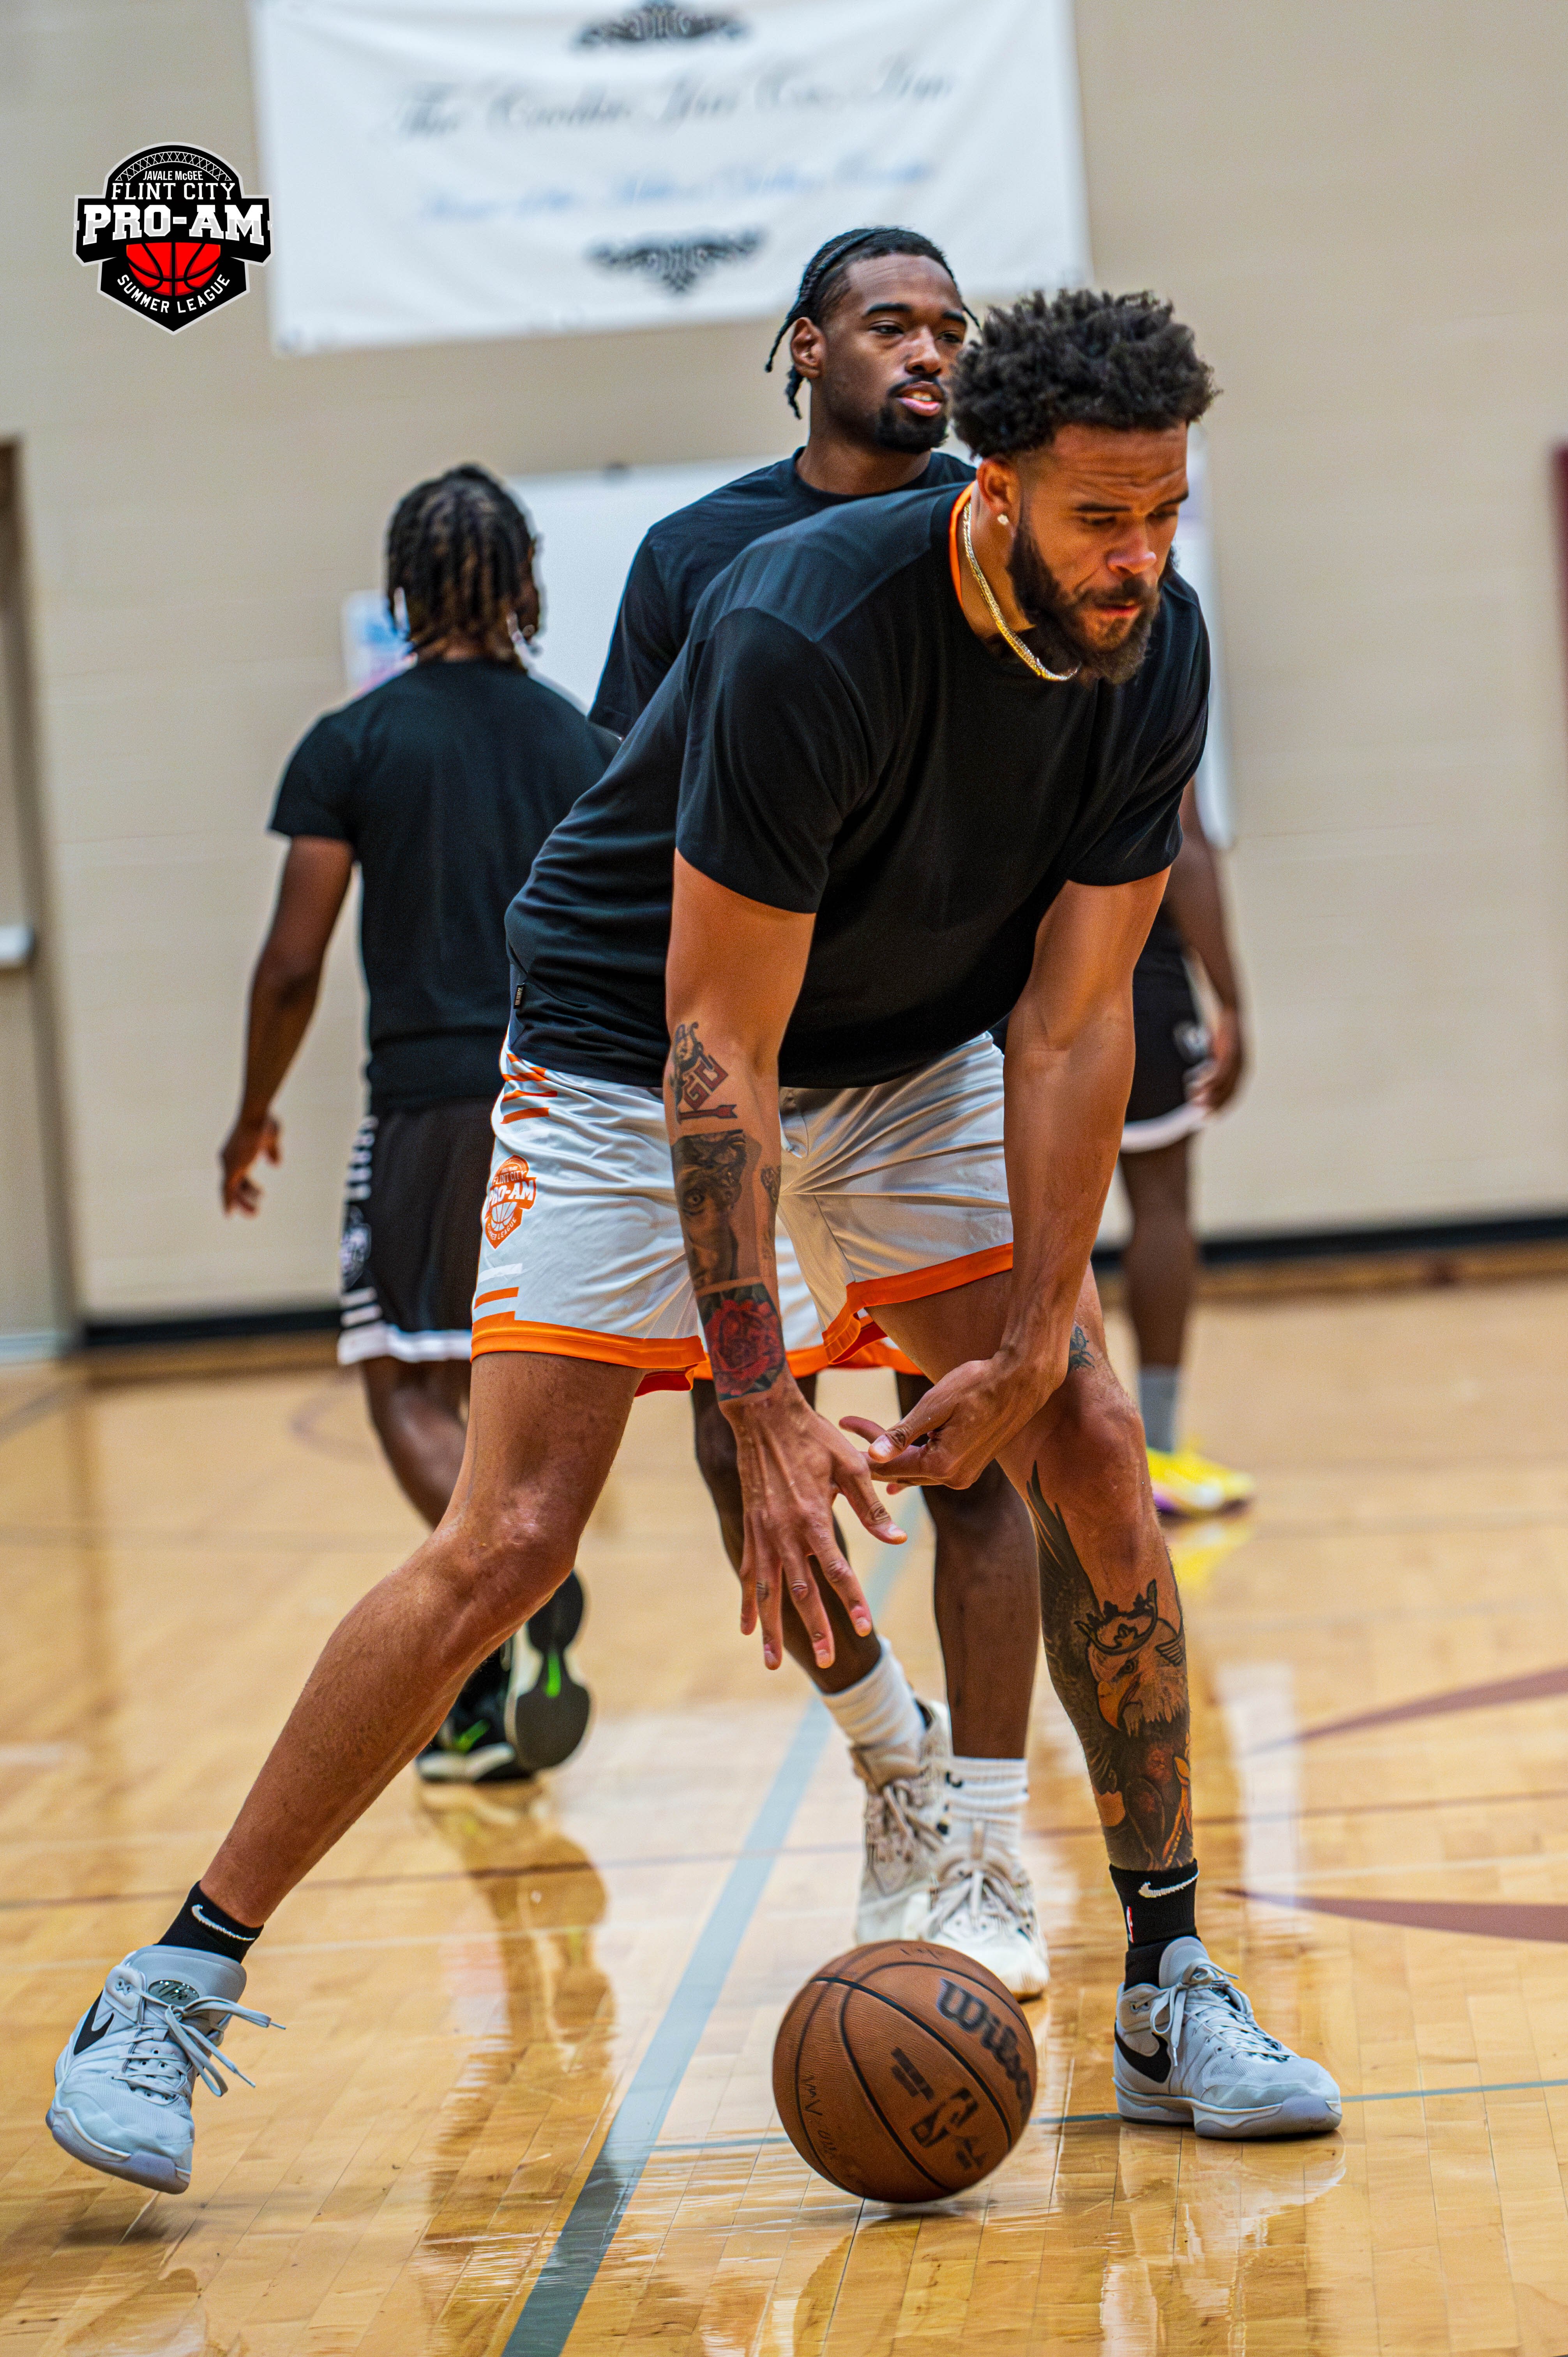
5,1277,1568,2354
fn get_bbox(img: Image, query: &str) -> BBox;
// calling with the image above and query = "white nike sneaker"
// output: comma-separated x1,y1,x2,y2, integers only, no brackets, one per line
852,1699,950,1943
46,1945,277,2193
925,1823,1050,1998
1114,1935,1341,2138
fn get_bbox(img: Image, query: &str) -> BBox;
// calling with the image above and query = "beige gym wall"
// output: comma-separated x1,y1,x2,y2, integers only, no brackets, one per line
1,0,1565,1328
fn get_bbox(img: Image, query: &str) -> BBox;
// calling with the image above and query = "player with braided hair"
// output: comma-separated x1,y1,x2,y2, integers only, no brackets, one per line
385,464,538,662
217,465,613,1793
761,223,975,418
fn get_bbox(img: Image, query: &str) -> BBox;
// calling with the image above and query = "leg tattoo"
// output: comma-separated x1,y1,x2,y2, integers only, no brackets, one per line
1025,1469,1193,1870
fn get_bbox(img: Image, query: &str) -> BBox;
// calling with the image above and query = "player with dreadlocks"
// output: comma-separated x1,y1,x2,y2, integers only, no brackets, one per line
592,228,1047,1995
217,464,612,1792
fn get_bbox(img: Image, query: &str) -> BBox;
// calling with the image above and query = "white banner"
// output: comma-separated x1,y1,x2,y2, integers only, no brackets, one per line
249,0,1088,353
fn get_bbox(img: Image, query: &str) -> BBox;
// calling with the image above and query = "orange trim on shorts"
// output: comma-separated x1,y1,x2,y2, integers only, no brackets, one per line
471,1313,705,1375
820,1240,1014,1365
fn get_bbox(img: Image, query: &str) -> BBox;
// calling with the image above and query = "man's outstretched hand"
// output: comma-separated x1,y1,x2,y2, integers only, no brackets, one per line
727,1386,906,1670
842,1349,1059,1493
220,1111,282,1215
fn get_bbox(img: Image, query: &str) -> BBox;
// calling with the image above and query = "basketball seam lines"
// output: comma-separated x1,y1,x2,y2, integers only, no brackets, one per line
786,1978,840,2187
811,1976,1026,2141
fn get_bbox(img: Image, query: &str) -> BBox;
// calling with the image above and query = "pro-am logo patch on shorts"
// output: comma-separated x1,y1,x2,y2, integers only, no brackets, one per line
484,1155,538,1247
73,145,271,331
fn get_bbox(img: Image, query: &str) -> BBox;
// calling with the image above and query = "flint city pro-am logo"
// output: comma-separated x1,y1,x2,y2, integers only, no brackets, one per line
74,146,270,331
484,1156,538,1247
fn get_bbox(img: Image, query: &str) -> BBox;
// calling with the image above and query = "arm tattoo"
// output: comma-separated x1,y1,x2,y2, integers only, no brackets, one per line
671,1020,737,1122
673,1131,748,1289
1026,1468,1192,1871
699,1283,787,1398
1067,1323,1093,1372
760,1164,780,1209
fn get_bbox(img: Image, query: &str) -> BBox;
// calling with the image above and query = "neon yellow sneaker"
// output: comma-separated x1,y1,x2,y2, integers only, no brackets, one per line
1148,1446,1255,1518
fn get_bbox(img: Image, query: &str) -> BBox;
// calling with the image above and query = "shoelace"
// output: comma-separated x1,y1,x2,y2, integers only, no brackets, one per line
1148,1964,1290,2069
927,1852,1029,1944
863,1770,944,1880
106,1970,279,2104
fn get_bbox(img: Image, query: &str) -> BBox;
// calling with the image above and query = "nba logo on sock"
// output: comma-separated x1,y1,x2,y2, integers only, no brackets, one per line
484,1156,538,1246
74,146,271,332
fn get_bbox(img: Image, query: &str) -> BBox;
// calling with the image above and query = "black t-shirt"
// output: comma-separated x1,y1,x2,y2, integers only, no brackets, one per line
270,661,616,1111
590,448,975,736
510,485,1207,1092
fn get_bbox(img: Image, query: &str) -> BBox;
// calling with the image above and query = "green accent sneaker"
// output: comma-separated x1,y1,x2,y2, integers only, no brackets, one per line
508,1570,592,1772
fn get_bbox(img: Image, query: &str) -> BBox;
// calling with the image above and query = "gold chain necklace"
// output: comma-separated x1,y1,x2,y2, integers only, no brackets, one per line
961,492,1078,683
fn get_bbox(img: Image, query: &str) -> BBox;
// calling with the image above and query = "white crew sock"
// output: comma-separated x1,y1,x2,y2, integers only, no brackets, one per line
822,1640,923,1774
943,1756,1029,1868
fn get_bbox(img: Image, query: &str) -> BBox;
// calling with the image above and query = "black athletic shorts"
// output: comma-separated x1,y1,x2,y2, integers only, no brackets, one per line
1122,919,1210,1153
337,1099,495,1364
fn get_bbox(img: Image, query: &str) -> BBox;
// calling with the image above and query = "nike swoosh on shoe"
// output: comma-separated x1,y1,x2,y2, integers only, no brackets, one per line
1115,2029,1173,2083
72,2002,113,2058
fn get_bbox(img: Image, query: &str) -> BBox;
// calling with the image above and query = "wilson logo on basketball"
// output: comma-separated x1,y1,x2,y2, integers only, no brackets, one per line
73,145,271,332
484,1156,538,1246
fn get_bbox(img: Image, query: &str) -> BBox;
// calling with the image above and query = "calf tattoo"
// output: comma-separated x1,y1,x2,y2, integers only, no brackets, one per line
1026,1469,1192,1870
671,1021,737,1122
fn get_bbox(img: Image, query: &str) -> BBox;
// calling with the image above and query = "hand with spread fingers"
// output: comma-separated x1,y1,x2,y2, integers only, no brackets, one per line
729,1387,903,1668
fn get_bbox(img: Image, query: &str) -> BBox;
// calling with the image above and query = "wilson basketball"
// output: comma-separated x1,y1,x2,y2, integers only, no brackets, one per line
773,1941,1038,2204
124,240,222,300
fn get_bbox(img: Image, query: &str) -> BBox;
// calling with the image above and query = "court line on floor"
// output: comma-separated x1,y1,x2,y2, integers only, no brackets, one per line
498,1558,902,2357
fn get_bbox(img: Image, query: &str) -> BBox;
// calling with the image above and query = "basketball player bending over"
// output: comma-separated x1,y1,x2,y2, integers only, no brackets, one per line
48,290,1338,2199
593,226,1042,1993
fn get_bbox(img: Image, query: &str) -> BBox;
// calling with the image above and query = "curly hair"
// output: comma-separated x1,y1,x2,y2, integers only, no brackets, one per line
765,225,966,417
386,464,536,662
950,289,1216,458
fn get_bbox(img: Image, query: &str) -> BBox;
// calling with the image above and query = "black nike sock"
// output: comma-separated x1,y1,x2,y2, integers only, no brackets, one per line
1109,1860,1199,1985
157,1882,265,1966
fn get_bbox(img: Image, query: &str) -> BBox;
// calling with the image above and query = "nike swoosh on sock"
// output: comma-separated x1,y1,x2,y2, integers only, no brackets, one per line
1137,1870,1199,1900
191,1904,258,1942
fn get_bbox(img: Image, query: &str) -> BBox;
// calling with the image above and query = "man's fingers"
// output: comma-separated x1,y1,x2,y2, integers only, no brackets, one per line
786,1549,838,1669
865,1386,948,1466
753,1551,785,1671
835,1460,908,1563
809,1542,873,1642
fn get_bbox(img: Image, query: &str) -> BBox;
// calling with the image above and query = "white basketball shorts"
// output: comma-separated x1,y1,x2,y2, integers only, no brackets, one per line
471,1037,1012,1393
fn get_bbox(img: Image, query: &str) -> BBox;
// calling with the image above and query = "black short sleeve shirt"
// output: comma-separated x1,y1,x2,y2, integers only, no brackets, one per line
512,485,1206,1091
590,449,975,736
270,661,615,1110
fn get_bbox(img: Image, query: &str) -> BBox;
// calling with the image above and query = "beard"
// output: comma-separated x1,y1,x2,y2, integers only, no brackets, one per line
869,385,951,453
1006,517,1165,686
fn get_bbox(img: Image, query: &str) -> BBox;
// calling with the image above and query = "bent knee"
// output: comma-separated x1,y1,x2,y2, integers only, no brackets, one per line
1042,1379,1148,1497
436,1508,577,1645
